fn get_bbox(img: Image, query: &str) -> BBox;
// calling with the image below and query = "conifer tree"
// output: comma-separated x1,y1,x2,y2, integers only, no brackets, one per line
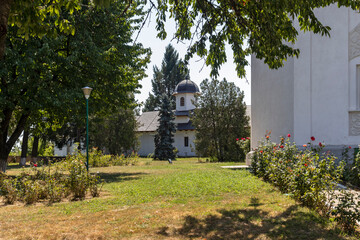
143,44,189,112
154,94,176,160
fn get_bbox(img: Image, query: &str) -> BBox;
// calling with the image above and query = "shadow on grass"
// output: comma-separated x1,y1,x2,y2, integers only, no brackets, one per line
158,203,348,240
98,172,146,183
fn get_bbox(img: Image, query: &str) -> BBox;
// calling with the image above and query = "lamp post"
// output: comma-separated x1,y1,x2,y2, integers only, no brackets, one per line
82,86,93,171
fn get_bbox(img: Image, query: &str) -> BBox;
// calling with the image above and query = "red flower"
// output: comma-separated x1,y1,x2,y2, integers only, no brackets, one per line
303,144,307,147
304,163,308,167
319,142,323,147
246,137,250,140
349,146,352,149
266,135,270,139
311,136,315,141
287,134,291,138
236,138,239,141
280,145,284,148
260,150,263,153
241,138,245,141
34,164,38,167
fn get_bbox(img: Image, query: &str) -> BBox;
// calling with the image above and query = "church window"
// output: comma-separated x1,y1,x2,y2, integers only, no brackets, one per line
180,97,185,106
184,137,189,147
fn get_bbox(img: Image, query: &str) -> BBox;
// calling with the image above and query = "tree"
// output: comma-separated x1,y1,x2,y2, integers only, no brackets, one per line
150,0,360,78
154,94,176,160
0,2,150,172
91,108,139,155
192,78,249,162
143,44,189,112
0,0,118,59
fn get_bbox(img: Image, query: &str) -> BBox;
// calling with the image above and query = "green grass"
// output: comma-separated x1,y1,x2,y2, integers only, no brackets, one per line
0,158,357,239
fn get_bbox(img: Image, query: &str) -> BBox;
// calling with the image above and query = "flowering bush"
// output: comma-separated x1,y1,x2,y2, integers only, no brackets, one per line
0,155,102,204
236,137,251,156
252,135,343,212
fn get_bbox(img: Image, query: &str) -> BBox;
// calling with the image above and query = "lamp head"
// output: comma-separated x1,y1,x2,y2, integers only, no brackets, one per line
82,86,93,99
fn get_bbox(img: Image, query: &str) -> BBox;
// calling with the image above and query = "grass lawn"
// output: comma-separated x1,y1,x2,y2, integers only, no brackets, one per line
0,158,356,239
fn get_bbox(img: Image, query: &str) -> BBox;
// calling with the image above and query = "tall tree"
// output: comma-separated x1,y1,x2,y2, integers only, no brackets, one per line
154,94,176,160
143,44,189,112
0,2,150,172
91,107,139,155
192,78,249,162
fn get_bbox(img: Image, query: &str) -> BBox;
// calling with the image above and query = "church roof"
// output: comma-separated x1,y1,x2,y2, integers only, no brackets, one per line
136,111,159,132
174,80,200,95
177,121,195,131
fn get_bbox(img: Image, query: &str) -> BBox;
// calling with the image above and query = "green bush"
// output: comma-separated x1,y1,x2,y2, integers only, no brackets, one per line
0,155,101,204
88,148,139,167
251,135,348,225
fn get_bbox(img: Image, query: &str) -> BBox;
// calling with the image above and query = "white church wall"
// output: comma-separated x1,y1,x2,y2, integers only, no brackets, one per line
175,93,196,111
252,4,360,150
251,56,294,148
137,133,156,157
174,131,196,157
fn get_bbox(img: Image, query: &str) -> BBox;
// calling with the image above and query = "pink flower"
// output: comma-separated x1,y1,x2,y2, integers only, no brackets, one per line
246,137,250,140
241,138,245,141
236,138,239,141
287,134,291,138
311,136,315,141
34,164,38,167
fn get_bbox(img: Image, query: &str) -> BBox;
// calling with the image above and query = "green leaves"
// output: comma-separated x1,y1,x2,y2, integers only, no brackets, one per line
152,0,360,78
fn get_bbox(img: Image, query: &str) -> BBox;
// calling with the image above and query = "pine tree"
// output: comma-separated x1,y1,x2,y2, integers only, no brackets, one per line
154,95,176,160
143,44,189,112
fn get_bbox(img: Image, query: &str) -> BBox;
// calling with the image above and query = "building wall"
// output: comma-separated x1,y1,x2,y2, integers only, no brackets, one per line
137,133,156,157
175,93,196,111
137,131,196,157
174,131,196,157
251,5,360,149
251,55,294,147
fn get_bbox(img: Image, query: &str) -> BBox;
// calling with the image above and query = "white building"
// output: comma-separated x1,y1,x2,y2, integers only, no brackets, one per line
137,80,200,157
252,5,360,154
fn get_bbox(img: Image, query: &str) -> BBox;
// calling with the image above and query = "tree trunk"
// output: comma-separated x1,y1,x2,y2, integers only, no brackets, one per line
0,0,13,60
20,128,29,166
0,145,10,173
31,135,39,157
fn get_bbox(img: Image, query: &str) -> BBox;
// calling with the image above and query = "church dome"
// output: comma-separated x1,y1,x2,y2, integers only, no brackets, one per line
174,80,200,95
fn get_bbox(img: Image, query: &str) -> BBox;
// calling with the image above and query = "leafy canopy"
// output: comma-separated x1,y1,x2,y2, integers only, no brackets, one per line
150,0,360,77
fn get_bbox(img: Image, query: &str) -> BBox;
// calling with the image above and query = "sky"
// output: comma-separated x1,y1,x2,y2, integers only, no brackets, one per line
134,13,251,107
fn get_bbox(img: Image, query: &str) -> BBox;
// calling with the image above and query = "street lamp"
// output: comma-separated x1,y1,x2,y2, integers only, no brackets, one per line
82,86,93,171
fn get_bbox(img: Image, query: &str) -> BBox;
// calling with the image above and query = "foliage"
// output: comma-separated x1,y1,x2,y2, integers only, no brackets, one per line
143,44,189,112
0,1,150,172
0,156,102,204
91,108,139,155
250,135,360,234
330,190,360,234
192,78,249,162
342,146,360,187
88,148,139,167
237,137,251,155
151,0,360,78
154,94,176,160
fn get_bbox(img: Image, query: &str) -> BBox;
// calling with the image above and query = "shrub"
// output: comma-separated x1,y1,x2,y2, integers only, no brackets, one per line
0,155,101,204
251,135,344,215
330,190,360,234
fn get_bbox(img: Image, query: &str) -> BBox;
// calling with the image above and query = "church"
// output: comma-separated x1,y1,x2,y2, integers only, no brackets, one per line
136,80,200,157
251,5,360,154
